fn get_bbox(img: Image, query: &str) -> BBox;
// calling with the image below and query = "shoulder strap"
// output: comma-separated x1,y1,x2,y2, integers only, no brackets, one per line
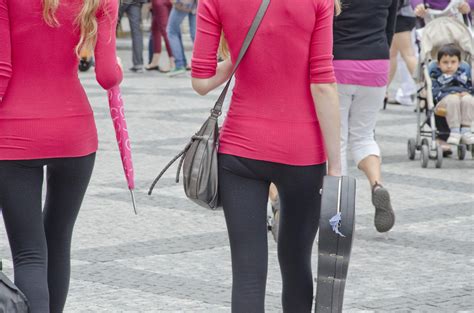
211,0,271,116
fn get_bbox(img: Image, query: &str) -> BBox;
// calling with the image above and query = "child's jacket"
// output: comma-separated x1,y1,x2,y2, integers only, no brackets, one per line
431,64,473,102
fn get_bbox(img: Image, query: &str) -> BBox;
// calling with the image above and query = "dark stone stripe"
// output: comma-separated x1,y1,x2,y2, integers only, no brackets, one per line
73,232,229,263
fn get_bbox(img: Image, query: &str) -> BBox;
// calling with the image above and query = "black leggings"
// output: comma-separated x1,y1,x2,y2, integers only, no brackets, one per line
218,154,325,313
0,153,95,313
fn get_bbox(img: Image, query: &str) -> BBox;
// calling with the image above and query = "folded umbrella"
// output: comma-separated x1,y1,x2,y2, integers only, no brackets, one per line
107,85,137,214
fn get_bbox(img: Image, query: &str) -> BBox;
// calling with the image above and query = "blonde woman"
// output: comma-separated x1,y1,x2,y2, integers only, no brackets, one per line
0,0,122,311
192,0,341,311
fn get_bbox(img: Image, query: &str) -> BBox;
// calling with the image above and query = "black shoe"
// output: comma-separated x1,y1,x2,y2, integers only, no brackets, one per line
129,66,144,73
372,183,395,233
145,65,160,71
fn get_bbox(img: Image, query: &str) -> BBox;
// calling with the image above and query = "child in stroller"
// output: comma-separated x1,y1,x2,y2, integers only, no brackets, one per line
431,44,474,145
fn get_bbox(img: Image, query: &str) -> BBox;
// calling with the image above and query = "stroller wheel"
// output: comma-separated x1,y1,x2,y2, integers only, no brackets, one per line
407,138,416,160
435,145,443,168
421,144,429,168
458,144,467,160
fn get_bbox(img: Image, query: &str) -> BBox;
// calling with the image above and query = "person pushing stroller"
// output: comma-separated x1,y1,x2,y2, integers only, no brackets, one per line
431,44,474,145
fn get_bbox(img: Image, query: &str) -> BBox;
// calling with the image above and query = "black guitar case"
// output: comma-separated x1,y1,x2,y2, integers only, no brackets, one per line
315,176,356,313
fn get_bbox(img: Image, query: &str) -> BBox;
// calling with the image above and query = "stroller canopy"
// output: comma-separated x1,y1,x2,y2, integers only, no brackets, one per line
421,17,474,61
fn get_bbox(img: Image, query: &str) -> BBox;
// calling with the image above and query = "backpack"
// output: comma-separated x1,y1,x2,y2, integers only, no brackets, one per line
0,261,29,313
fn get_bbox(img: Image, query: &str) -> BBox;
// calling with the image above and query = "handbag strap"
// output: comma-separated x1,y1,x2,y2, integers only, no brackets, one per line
211,0,271,117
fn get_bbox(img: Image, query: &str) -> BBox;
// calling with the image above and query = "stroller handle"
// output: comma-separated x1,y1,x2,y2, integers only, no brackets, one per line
425,0,464,17
422,0,472,28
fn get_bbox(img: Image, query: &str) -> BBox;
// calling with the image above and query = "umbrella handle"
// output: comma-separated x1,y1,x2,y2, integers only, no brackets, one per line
130,189,138,215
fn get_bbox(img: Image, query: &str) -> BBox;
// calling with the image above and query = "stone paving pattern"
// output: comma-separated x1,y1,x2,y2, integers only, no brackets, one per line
1,50,473,312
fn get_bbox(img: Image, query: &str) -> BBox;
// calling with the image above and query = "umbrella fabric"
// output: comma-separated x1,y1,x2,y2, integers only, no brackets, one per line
107,85,136,193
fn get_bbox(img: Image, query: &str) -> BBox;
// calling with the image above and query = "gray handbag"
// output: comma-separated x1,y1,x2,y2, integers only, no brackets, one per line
0,261,29,313
148,0,270,209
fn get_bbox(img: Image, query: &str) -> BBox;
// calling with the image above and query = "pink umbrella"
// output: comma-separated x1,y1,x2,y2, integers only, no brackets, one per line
107,85,137,214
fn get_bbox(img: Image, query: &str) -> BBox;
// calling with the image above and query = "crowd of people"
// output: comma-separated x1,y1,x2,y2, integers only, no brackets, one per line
119,0,196,75
0,0,473,312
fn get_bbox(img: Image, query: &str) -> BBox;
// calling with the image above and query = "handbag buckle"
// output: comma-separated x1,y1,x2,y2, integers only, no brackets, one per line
210,109,222,117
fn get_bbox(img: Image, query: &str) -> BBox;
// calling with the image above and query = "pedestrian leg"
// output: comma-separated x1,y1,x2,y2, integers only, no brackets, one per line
43,154,95,313
337,84,355,176
0,160,49,313
127,3,144,68
276,163,325,313
218,154,270,313
167,7,188,70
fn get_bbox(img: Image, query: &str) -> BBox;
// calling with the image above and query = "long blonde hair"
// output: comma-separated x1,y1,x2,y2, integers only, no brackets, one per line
42,0,101,56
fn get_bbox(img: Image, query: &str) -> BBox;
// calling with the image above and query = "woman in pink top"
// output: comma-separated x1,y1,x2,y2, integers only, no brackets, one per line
333,0,398,233
0,0,122,311
191,0,342,311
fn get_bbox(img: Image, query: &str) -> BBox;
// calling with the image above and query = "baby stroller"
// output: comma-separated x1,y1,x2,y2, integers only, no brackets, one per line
407,0,474,168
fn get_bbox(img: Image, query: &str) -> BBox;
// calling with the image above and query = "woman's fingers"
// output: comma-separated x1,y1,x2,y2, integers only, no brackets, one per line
458,2,471,14
414,4,426,17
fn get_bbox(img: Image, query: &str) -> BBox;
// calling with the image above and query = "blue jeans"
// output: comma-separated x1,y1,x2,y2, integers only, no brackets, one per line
166,8,196,69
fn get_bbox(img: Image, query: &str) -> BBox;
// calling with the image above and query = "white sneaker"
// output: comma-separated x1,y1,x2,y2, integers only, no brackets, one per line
461,131,474,145
447,132,461,145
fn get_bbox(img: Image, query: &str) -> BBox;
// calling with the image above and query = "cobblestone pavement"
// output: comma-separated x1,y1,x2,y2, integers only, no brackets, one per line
1,50,473,312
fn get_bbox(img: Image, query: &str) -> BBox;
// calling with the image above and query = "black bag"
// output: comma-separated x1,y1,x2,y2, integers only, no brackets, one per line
148,0,271,209
0,261,29,313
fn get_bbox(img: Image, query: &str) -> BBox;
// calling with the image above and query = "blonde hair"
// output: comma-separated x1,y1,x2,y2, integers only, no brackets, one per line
42,0,101,56
218,1,342,59
335,0,341,15
219,32,230,60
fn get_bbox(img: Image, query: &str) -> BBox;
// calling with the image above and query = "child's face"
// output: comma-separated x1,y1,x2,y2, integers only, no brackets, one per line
439,54,460,75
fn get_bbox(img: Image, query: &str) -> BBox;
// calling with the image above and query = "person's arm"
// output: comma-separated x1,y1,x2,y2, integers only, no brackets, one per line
310,0,341,177
386,0,399,48
94,0,123,90
192,59,233,96
191,0,232,95
0,0,12,102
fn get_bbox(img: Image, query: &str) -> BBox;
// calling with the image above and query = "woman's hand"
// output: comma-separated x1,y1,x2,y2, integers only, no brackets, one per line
459,1,471,14
327,167,342,177
414,4,427,17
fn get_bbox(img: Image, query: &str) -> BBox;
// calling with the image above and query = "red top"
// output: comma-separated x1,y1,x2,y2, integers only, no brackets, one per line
192,0,336,166
0,0,122,160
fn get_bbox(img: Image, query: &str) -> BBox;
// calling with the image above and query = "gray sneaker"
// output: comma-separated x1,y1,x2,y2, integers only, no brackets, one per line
372,183,395,232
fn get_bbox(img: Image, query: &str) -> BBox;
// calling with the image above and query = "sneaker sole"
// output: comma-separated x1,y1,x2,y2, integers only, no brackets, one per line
372,188,395,233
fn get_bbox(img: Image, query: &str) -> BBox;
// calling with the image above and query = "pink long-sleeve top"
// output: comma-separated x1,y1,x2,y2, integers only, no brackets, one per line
192,0,336,166
0,0,122,160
